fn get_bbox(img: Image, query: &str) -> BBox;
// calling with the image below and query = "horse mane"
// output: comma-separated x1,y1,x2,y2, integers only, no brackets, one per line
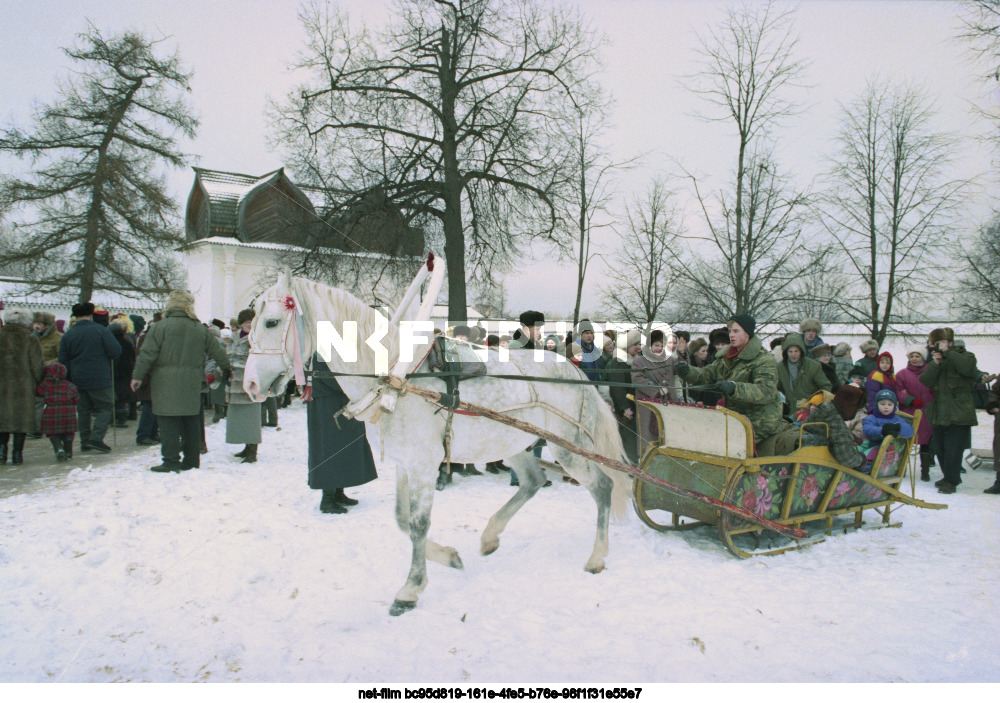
289,276,401,374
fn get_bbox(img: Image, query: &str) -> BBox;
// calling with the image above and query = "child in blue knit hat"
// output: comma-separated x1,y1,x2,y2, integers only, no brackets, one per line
860,389,913,466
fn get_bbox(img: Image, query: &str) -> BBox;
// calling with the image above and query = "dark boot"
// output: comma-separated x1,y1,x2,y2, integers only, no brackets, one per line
919,452,933,482
0,440,7,465
63,437,74,460
334,487,358,506
985,473,1000,494
486,461,500,474
234,445,250,458
463,463,482,476
241,444,258,463
320,490,348,514
435,463,452,491
11,433,26,465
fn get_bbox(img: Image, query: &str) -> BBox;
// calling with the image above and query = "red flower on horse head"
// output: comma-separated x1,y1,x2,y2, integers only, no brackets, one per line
284,295,296,312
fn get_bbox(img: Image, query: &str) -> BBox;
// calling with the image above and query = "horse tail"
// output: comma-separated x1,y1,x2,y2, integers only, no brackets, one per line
591,395,633,524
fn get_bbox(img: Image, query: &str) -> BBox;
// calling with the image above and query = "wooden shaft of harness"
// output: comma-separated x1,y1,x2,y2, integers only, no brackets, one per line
399,381,806,540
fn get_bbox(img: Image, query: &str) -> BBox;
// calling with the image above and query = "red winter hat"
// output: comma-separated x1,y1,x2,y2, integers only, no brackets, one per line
877,351,894,372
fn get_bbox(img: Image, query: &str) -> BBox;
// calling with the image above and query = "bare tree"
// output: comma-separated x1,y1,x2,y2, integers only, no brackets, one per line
555,91,637,328
270,0,600,321
601,179,684,327
955,212,1000,319
669,151,815,323
818,80,967,343
0,25,196,302
672,1,812,320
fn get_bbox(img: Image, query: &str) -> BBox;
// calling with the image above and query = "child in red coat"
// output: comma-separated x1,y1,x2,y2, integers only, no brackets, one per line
36,362,79,461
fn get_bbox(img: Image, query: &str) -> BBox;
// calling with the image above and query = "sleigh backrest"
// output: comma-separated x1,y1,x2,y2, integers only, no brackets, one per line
636,399,754,460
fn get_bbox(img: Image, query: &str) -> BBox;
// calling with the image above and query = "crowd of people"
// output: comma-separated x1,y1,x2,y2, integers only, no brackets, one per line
3,297,1000,501
438,312,1000,497
0,293,373,516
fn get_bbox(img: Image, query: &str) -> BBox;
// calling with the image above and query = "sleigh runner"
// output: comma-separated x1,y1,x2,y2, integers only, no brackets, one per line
631,399,947,557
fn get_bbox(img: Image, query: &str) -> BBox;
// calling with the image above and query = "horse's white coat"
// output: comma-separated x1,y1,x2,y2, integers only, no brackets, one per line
243,275,633,614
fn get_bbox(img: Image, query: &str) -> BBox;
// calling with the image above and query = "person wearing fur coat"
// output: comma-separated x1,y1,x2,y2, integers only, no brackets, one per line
0,309,44,465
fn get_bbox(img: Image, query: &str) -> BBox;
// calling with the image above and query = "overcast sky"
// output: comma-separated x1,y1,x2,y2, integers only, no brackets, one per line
1,0,996,318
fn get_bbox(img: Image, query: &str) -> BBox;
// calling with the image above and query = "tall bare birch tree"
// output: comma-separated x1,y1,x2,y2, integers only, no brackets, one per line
668,1,812,320
818,81,966,343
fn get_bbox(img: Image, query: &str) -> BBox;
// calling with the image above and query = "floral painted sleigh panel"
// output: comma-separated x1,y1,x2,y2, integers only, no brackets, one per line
632,401,947,557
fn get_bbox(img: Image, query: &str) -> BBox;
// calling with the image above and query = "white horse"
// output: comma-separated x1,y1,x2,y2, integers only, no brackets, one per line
243,274,632,616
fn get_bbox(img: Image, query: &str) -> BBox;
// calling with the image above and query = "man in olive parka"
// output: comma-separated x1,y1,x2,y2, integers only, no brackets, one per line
675,313,784,452
132,291,231,472
776,332,831,413
920,327,979,493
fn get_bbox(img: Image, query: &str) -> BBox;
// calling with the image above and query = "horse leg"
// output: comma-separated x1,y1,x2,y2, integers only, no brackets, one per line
582,463,614,573
395,467,463,571
389,472,436,615
481,449,545,556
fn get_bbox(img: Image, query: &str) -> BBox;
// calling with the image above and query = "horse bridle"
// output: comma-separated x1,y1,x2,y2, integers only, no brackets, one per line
248,288,307,387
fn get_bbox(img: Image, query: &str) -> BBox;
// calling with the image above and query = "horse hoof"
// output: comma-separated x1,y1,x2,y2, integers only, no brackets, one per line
449,551,464,570
481,539,499,556
585,561,605,574
390,599,417,616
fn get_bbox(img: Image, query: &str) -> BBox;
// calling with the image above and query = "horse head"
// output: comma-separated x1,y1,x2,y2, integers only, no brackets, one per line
244,272,304,402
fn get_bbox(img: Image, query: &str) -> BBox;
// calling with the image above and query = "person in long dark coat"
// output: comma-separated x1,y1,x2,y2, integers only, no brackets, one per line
306,354,377,514
0,309,45,465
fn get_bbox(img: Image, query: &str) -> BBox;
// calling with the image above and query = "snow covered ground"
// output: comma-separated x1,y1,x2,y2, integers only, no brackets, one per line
1,403,999,685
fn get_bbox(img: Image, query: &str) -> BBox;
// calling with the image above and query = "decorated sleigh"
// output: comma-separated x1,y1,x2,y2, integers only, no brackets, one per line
630,399,947,557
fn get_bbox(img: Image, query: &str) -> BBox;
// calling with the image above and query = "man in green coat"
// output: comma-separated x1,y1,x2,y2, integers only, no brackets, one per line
776,333,831,414
920,327,979,494
675,313,785,454
131,291,231,473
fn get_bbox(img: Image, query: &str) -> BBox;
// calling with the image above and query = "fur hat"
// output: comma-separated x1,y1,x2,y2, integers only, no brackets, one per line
519,310,544,328
2,308,32,327
859,338,879,354
811,344,833,359
833,342,851,357
452,324,472,339
799,318,822,334
71,302,95,318
33,311,55,327
165,290,198,320
832,384,866,420
729,313,756,338
674,330,690,342
769,336,784,350
848,364,867,381
211,318,226,330
928,327,954,344
220,328,232,340
566,342,583,359
237,309,255,326
688,337,708,356
625,330,643,349
230,317,239,328
207,325,221,339
907,345,927,359
576,319,595,334
709,327,730,347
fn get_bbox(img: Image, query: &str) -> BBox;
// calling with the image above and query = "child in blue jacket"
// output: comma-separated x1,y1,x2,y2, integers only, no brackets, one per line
860,389,913,466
